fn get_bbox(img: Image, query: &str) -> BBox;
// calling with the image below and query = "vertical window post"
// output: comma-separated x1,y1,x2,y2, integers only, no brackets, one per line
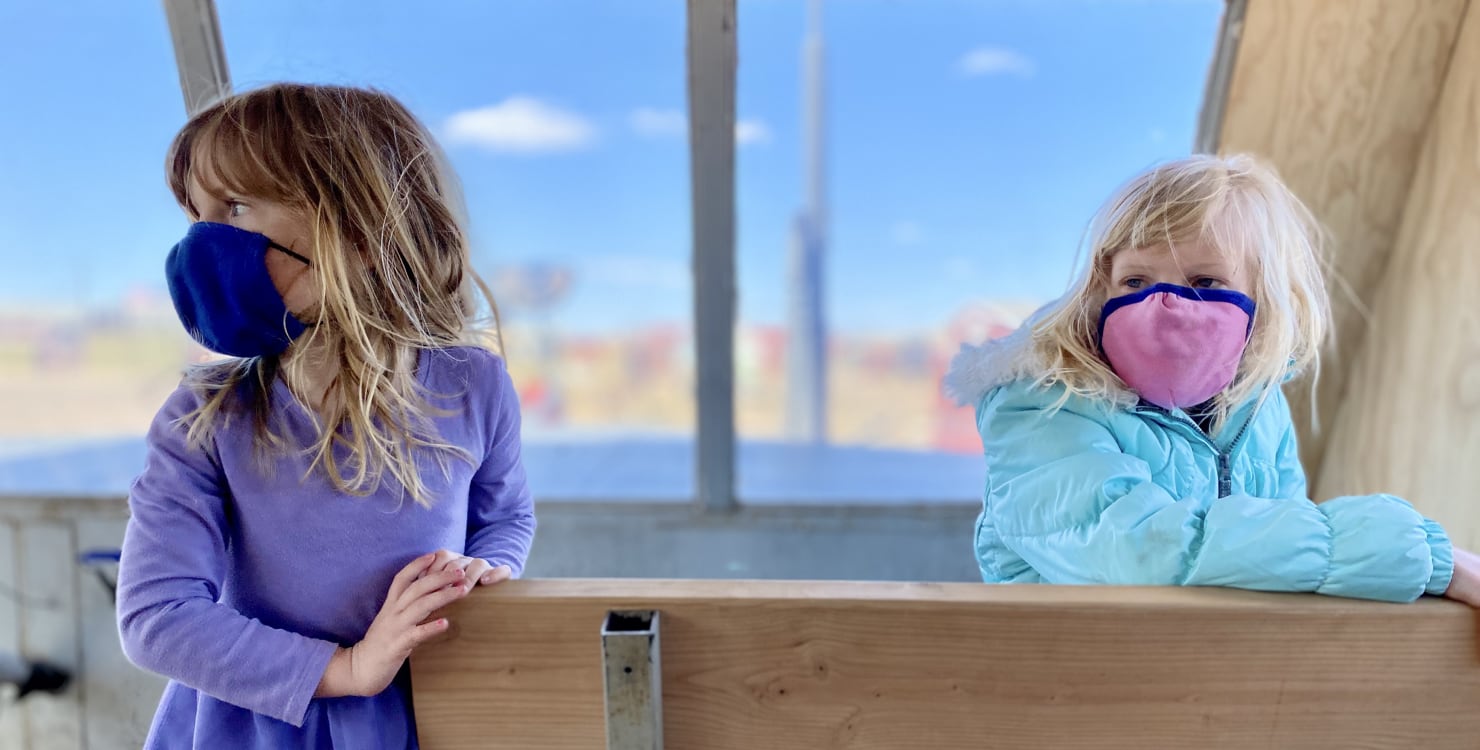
687,0,739,514
162,0,232,116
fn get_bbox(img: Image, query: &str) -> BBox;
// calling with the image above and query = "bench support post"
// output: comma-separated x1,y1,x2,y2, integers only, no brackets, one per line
602,610,663,750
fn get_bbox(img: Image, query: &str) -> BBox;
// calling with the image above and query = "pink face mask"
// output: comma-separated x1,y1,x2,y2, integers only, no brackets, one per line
1097,283,1256,410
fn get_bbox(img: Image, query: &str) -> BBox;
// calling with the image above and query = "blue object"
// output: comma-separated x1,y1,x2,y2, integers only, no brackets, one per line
165,221,310,357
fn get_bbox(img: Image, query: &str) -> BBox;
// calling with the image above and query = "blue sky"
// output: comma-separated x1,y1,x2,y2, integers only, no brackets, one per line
0,0,1221,335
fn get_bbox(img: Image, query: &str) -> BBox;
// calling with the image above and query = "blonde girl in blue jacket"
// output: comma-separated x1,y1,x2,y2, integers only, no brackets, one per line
944,153,1480,605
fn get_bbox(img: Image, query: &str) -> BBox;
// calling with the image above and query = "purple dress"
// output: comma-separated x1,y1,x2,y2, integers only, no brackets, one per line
117,347,536,749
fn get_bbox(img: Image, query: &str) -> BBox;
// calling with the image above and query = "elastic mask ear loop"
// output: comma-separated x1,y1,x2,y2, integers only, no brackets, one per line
269,240,319,328
268,240,312,266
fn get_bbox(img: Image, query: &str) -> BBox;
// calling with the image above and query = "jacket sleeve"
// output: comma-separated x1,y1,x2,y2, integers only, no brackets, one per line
116,387,337,727
977,386,1454,602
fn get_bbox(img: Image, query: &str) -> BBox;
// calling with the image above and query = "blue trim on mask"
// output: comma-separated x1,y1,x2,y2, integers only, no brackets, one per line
1097,283,1256,347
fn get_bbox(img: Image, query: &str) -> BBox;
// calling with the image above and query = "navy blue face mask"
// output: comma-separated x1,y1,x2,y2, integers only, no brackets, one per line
165,222,312,358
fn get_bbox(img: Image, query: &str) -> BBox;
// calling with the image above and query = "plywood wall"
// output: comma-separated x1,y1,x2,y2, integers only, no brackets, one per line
1215,0,1467,481
1318,3,1480,547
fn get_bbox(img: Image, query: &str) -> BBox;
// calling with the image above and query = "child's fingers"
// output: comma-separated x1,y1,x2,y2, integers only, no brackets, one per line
396,568,465,611
387,552,438,600
419,549,462,579
404,617,451,650
479,565,513,587
435,550,466,572
403,581,471,625
461,559,492,590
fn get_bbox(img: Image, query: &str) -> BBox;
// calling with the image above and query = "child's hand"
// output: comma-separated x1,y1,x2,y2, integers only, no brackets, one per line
317,552,470,698
420,548,514,593
1444,547,1480,607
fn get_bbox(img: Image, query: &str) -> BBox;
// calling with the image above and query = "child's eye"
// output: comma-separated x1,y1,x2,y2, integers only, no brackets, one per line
1191,277,1224,289
227,201,248,218
1121,277,1145,290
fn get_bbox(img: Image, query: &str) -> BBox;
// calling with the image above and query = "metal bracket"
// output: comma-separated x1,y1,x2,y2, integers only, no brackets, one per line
602,610,663,750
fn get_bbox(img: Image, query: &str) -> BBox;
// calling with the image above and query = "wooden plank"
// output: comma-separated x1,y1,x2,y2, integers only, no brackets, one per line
76,518,164,750
412,580,1480,749
0,522,27,749
687,0,739,514
1214,0,1466,484
20,523,81,750
1318,3,1480,545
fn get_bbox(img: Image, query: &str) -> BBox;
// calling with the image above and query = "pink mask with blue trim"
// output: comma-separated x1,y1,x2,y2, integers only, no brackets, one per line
1097,283,1256,410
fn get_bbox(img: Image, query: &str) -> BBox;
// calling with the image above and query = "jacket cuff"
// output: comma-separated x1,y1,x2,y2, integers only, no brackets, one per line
1424,519,1455,596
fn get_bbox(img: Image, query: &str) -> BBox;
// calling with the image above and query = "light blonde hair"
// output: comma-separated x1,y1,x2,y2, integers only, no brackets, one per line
166,82,502,507
1028,153,1331,432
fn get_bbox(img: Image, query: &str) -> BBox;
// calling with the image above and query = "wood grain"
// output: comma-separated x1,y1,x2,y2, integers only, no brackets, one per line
1318,3,1480,546
1215,0,1467,483
412,579,1480,749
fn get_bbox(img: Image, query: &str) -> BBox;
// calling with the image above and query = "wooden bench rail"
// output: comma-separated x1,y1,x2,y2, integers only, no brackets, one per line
412,580,1480,749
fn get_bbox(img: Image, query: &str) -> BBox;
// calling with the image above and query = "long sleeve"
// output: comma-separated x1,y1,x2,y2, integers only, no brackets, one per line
463,356,537,576
977,385,1453,603
1268,402,1453,598
116,388,337,727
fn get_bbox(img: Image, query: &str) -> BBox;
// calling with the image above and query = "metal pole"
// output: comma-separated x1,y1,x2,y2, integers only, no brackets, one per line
161,0,232,116
785,0,829,444
687,0,739,513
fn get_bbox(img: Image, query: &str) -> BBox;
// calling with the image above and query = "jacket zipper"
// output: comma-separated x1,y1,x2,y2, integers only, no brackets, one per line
1135,404,1259,499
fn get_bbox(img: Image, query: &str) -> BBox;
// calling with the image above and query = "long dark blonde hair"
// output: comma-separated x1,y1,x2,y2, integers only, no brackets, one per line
167,82,502,507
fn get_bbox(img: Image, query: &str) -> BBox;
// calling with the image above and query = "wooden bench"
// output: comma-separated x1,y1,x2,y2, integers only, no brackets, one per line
411,580,1480,749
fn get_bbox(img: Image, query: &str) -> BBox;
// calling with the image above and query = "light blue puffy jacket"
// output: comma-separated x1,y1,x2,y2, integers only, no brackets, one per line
945,341,1453,603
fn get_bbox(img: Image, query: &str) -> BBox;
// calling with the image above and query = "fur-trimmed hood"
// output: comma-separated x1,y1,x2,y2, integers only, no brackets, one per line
941,328,1042,408
942,302,1061,408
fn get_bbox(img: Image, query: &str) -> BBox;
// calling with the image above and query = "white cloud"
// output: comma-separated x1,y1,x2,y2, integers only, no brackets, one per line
891,221,925,246
630,108,688,138
735,119,772,146
444,97,597,154
629,108,772,146
957,47,1035,78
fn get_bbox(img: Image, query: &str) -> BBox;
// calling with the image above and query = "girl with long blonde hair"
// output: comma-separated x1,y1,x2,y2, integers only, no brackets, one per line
945,153,1480,605
116,83,537,748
